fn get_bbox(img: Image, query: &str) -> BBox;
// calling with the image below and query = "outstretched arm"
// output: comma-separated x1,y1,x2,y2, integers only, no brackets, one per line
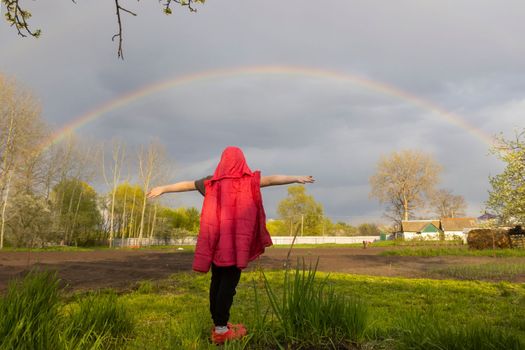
260,175,315,187
146,181,196,199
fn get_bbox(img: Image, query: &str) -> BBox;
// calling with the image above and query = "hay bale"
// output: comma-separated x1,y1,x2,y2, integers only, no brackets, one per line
467,229,511,250
509,225,525,249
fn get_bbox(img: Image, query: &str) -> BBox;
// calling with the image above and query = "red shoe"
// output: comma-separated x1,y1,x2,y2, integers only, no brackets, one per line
211,323,247,344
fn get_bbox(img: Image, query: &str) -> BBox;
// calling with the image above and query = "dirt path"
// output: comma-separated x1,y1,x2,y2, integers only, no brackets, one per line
0,247,523,292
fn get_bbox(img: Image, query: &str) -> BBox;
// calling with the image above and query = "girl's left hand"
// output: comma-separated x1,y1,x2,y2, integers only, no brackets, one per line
296,175,315,184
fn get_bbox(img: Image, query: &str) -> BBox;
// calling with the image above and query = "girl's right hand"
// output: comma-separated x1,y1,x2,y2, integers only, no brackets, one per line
146,186,164,199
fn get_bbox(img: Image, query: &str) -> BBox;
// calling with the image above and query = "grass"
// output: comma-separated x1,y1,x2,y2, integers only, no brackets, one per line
0,270,62,350
2,266,524,349
0,271,134,350
121,268,525,349
430,263,525,280
394,311,523,350
381,247,525,257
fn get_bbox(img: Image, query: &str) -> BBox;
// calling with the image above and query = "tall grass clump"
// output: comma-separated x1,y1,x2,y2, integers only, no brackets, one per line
0,270,61,350
261,259,368,348
395,312,523,350
66,291,134,348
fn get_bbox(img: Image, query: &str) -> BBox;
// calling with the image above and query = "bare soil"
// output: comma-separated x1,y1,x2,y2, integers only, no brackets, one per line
0,247,524,292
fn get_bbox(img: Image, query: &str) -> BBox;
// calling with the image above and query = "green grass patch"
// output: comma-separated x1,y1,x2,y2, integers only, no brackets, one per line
381,247,525,257
120,269,525,349
0,271,134,350
430,263,525,281
0,270,62,349
2,266,525,349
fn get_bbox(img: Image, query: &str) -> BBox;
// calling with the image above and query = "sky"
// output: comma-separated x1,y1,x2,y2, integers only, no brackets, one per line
1,1,524,224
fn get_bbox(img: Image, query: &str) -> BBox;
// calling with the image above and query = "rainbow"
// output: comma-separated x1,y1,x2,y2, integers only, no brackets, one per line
39,65,497,151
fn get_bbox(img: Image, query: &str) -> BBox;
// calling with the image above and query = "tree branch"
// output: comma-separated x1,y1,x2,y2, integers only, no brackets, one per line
113,0,137,60
3,0,41,37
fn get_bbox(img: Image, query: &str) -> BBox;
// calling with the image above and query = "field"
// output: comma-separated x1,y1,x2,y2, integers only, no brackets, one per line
1,245,524,349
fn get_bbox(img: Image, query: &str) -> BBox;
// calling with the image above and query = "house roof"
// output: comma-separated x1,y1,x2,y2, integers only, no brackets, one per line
421,223,441,233
401,220,441,232
478,212,497,221
441,217,477,231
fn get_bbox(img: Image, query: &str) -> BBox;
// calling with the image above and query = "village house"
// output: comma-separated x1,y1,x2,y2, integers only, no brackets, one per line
400,220,442,240
400,218,478,241
441,217,478,241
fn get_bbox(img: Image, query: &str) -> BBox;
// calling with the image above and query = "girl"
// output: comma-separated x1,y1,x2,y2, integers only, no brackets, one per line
147,146,314,344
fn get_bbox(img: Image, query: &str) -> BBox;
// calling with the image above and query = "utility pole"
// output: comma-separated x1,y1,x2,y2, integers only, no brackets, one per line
301,214,304,236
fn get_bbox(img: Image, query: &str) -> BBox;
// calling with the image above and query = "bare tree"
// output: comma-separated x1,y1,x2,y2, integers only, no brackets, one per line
370,149,442,228
102,140,126,247
137,142,167,246
431,189,467,218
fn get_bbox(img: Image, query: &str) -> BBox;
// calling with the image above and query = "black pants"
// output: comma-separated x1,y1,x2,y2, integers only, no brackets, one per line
209,264,242,327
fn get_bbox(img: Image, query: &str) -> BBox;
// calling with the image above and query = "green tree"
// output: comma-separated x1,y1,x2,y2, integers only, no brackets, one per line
357,223,380,236
332,221,358,236
51,178,101,244
277,185,324,236
266,219,288,236
111,182,145,239
158,207,200,234
487,130,525,224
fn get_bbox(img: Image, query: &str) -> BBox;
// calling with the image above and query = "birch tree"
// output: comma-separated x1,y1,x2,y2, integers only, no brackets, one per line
102,140,126,247
137,142,167,246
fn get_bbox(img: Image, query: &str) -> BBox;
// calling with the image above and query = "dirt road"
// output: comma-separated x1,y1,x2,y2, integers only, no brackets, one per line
0,247,523,292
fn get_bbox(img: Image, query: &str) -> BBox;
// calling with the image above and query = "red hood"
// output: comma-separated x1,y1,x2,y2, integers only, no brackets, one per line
211,146,253,181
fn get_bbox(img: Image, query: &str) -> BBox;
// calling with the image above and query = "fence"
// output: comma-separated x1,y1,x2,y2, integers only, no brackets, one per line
112,236,380,247
112,237,197,247
270,236,380,245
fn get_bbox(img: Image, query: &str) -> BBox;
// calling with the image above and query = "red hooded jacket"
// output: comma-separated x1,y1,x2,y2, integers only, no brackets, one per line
192,147,273,273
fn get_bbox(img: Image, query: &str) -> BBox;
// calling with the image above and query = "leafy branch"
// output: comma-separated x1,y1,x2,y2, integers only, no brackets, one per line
2,0,41,38
2,0,205,59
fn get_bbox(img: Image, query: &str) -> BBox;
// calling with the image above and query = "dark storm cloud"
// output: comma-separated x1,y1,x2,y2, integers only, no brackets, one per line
1,0,524,222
